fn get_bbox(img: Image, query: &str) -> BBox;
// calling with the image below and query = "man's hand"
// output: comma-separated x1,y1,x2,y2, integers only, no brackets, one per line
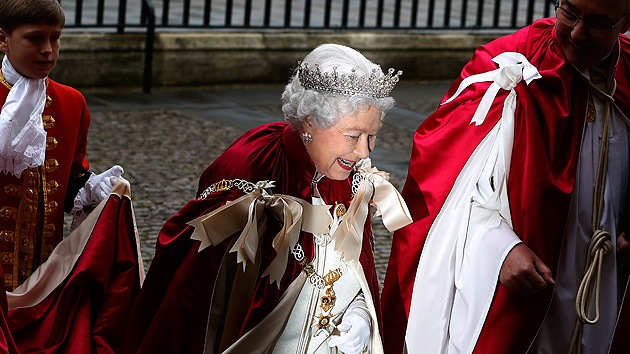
499,243,555,295
617,232,630,268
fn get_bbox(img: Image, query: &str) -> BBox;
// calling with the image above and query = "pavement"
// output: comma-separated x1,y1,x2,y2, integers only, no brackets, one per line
79,80,452,282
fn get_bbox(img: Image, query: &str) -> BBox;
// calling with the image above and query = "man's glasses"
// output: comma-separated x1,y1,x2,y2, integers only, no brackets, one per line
555,3,627,38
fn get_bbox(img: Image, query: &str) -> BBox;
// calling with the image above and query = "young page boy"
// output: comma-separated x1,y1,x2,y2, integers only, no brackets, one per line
0,0,123,291
0,1,142,352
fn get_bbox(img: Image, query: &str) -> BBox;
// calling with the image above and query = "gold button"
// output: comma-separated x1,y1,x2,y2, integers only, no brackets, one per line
47,180,59,194
46,137,58,150
24,205,33,214
45,159,59,173
4,185,20,197
0,231,11,242
1,208,12,219
43,115,55,129
26,189,34,198
22,238,28,246
22,222,30,230
21,254,28,261
19,270,26,277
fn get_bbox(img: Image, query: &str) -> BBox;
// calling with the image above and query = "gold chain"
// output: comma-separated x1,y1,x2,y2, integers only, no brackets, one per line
292,243,344,331
0,70,12,90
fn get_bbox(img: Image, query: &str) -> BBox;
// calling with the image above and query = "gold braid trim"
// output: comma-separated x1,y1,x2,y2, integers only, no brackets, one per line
0,70,12,90
0,69,50,92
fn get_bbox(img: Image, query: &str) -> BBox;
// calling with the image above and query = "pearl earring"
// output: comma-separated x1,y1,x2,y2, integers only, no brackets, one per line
301,131,313,143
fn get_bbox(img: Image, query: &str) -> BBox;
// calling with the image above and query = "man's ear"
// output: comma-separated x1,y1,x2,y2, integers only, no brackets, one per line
0,29,9,53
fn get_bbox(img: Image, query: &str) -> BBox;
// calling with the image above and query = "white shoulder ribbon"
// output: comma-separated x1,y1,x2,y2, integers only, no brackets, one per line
441,52,542,126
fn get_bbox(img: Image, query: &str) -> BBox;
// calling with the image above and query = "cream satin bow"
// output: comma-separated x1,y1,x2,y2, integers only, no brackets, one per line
188,181,333,287
333,158,412,263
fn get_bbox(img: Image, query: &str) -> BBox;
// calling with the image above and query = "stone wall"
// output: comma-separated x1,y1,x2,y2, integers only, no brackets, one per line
52,31,503,90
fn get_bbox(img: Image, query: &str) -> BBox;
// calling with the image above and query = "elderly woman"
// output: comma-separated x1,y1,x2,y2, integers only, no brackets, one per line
124,43,410,354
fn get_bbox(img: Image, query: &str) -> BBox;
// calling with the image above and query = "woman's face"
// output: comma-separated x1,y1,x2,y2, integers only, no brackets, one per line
302,106,382,181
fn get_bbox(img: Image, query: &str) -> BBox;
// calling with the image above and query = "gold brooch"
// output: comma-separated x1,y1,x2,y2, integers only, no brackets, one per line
315,313,332,330
320,286,337,313
335,203,346,218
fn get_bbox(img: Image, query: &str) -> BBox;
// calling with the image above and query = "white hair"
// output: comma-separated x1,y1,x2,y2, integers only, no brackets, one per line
281,43,396,131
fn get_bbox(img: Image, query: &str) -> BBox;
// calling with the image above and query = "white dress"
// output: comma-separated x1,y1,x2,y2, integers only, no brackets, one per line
274,200,366,354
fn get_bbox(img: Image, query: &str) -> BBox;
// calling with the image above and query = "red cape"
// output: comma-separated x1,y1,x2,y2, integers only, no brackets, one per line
1,184,142,353
124,122,382,353
382,18,630,353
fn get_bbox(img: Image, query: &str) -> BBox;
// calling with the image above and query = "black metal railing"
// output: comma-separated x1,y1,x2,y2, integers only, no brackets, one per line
61,0,556,31
59,0,557,93
141,0,155,94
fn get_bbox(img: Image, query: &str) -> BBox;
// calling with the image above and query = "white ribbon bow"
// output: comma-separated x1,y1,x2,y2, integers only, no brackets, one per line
441,52,542,126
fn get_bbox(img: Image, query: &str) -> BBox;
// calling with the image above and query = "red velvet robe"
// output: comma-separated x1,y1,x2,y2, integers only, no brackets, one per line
381,18,630,354
124,122,382,353
7,188,142,353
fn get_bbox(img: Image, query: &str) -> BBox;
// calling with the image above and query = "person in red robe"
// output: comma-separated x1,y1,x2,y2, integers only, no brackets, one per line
382,0,630,353
0,0,124,291
124,43,411,354
0,1,143,352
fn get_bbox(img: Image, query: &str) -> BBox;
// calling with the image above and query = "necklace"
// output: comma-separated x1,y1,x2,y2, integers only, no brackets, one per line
292,243,343,331
296,169,362,331
311,172,325,198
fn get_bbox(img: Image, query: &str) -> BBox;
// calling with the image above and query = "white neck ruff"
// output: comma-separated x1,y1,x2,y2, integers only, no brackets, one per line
0,56,48,176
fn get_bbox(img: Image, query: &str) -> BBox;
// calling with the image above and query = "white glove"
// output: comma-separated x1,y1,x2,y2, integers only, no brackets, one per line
328,297,372,354
72,165,124,212
69,165,124,231
87,165,124,201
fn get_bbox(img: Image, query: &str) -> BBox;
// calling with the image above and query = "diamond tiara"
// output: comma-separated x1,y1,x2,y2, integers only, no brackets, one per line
297,62,402,99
